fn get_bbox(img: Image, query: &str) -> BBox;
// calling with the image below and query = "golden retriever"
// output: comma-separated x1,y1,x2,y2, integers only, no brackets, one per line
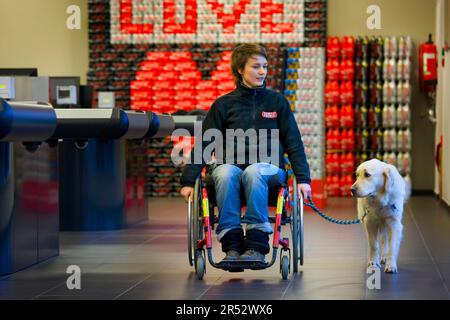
351,159,411,273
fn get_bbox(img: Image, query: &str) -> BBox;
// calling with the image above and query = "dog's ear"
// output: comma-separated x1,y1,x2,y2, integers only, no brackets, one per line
382,167,393,194
383,164,403,196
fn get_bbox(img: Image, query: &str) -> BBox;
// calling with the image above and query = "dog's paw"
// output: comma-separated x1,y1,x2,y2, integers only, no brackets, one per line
384,261,398,273
367,260,381,268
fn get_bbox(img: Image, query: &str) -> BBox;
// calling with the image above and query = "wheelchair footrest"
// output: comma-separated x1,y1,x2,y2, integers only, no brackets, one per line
217,260,268,271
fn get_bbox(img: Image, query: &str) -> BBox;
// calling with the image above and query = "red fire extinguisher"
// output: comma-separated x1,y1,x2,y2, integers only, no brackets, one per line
419,34,438,93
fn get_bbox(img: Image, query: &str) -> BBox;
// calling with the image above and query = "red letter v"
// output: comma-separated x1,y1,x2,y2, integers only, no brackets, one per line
207,0,252,33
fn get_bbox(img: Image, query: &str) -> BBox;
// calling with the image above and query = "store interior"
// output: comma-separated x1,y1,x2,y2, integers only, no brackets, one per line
0,0,449,300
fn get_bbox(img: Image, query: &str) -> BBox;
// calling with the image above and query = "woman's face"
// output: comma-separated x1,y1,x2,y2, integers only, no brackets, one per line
239,54,268,88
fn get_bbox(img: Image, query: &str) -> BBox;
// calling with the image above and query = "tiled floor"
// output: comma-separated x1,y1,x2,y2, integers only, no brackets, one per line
0,196,449,300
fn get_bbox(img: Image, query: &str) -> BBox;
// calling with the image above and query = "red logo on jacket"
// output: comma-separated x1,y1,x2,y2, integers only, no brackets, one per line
262,111,277,119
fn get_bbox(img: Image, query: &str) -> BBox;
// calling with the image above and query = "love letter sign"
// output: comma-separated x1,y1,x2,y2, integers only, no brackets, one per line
110,0,304,43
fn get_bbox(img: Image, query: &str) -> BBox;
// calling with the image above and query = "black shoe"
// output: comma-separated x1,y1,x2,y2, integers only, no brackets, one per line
239,249,265,262
222,250,240,261
220,228,245,254
244,229,270,255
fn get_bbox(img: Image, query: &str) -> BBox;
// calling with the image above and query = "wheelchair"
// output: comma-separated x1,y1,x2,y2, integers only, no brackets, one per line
187,164,304,280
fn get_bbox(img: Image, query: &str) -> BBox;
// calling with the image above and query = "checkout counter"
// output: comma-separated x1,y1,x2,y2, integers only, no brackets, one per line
0,98,198,275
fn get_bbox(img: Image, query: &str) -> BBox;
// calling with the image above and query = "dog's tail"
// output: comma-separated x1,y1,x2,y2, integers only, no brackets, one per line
403,175,412,202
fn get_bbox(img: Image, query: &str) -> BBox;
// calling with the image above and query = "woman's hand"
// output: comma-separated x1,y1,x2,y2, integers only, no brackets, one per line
180,186,194,202
298,183,311,200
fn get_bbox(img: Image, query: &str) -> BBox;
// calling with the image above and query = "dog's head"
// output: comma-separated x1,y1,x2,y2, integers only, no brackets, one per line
351,159,406,205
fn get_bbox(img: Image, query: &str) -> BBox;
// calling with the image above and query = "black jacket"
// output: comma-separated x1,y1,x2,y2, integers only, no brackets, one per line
180,82,311,187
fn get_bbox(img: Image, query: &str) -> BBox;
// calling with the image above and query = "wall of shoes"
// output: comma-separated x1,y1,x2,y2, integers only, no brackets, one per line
324,35,412,197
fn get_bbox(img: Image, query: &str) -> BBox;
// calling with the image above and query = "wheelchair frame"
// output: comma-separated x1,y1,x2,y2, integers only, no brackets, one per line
187,174,304,280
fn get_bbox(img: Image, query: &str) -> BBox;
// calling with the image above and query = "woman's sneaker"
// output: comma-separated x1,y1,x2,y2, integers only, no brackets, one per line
239,249,265,262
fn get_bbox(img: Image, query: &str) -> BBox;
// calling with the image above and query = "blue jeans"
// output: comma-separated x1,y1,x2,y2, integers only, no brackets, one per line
211,163,286,241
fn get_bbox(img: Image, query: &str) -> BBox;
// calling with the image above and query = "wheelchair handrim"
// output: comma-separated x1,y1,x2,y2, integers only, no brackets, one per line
299,193,304,266
188,198,194,266
292,183,299,273
193,178,204,273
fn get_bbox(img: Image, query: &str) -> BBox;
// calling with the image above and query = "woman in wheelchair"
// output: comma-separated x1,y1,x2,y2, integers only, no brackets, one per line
180,43,311,265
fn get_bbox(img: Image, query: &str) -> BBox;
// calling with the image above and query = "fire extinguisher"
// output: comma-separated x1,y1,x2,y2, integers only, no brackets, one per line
419,33,438,93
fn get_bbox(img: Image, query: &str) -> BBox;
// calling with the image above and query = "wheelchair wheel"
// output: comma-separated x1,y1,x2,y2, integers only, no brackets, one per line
291,183,299,272
299,193,304,266
291,181,305,272
188,178,204,267
195,251,206,280
188,197,194,266
281,255,289,280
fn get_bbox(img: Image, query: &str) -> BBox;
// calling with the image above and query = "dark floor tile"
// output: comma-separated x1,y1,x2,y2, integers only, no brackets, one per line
406,197,450,263
117,273,220,300
0,261,101,282
364,262,450,300
35,279,148,300
283,276,365,299
200,293,281,300
202,277,291,300
436,263,450,294
0,280,64,300
34,267,156,300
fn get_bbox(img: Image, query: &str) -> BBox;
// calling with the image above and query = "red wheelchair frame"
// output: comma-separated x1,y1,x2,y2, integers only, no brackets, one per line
187,168,304,280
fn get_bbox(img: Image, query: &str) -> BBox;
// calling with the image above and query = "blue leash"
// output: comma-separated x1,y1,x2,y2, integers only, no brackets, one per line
303,196,361,225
